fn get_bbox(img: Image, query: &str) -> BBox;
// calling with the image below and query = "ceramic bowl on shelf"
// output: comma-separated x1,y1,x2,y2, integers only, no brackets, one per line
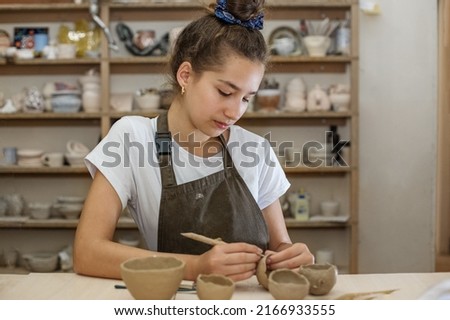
303,36,331,57
22,252,59,272
17,149,44,167
135,92,160,110
66,140,90,156
28,202,52,220
51,92,82,113
320,201,340,217
55,203,83,220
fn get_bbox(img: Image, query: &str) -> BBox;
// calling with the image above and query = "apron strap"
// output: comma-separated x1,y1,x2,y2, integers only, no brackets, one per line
219,134,233,169
156,112,177,187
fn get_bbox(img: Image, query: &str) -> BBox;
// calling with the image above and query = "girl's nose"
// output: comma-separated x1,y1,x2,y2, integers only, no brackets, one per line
224,99,246,121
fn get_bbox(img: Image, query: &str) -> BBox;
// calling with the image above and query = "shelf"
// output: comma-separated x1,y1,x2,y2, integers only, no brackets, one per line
283,166,351,174
0,217,137,229
0,112,101,120
0,3,91,24
285,218,350,229
0,216,347,230
10,58,101,65
0,166,89,175
243,111,351,119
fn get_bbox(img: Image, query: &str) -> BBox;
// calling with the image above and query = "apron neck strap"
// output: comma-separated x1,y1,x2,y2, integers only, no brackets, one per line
155,112,177,187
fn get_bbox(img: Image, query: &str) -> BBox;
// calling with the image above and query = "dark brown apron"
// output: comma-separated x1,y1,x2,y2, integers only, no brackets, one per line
155,112,269,255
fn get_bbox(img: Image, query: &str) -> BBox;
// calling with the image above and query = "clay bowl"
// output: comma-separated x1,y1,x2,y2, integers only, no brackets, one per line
268,269,310,300
120,256,185,300
196,274,235,300
256,254,271,289
298,263,338,295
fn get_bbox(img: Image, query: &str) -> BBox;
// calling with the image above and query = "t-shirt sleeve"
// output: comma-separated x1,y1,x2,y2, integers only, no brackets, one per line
84,117,136,210
257,138,291,209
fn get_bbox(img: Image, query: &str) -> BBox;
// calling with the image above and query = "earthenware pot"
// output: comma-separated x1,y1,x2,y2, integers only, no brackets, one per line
298,263,338,295
256,254,271,289
268,269,310,300
120,256,185,300
196,274,235,300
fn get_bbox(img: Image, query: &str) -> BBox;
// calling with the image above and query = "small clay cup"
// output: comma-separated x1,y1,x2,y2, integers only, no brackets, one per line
268,269,310,300
256,254,271,289
298,263,338,295
120,256,185,300
196,274,235,300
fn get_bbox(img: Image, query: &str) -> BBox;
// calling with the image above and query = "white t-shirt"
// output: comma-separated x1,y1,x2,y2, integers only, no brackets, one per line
85,116,290,250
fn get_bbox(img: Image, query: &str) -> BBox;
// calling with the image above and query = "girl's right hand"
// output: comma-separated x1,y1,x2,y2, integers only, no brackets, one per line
195,243,263,282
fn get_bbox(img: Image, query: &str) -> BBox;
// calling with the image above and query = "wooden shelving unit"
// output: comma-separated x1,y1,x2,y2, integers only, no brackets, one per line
436,0,450,271
0,0,359,273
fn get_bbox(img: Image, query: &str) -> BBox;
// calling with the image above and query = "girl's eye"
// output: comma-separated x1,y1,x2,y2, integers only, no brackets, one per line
218,90,231,97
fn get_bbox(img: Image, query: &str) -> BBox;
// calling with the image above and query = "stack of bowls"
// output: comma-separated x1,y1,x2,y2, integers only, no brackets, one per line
51,91,82,113
52,196,84,219
17,149,44,167
28,202,52,220
65,140,89,167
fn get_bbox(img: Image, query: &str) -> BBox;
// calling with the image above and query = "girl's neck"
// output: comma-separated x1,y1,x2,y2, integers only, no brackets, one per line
167,101,224,157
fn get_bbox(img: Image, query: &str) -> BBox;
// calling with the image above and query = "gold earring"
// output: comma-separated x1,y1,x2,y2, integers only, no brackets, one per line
181,87,186,95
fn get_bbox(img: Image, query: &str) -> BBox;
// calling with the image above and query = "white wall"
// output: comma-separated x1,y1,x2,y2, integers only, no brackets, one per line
358,0,437,272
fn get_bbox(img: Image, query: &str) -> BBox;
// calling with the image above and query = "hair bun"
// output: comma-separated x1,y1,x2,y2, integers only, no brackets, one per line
223,0,265,22
214,0,265,30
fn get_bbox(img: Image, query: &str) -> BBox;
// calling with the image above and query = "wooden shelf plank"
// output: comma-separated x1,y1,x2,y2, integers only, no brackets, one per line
0,112,102,120
243,111,351,119
11,58,101,65
283,166,351,174
0,217,348,229
0,166,89,175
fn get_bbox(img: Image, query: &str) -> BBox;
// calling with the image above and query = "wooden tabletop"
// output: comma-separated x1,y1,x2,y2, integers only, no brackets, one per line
1,272,449,300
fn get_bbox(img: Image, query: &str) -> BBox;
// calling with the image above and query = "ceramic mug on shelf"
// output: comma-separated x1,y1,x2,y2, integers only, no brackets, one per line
41,152,64,167
2,147,17,165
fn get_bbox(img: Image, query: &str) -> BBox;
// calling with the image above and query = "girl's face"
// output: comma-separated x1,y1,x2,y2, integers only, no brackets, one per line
183,54,265,137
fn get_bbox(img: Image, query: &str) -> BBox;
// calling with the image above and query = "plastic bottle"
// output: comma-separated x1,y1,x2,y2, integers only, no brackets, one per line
293,188,310,221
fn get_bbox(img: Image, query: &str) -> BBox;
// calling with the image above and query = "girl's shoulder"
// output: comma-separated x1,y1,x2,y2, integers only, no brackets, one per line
229,125,267,144
110,115,157,136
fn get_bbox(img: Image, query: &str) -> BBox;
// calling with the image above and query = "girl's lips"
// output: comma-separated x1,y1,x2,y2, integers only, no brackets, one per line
214,120,229,130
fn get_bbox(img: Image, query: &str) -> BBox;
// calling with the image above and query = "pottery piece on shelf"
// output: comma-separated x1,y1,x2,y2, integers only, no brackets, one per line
298,263,338,295
268,269,310,300
303,36,331,57
306,85,331,111
28,202,52,220
22,252,59,272
120,256,185,300
66,140,90,156
196,274,235,300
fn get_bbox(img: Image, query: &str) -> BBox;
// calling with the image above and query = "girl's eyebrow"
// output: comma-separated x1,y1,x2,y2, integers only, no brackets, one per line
218,79,258,95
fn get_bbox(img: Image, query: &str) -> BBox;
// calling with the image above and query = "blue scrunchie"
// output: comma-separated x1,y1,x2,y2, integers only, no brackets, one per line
215,0,264,30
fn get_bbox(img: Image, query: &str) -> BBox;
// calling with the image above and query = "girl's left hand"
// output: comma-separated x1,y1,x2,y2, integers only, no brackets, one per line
264,243,314,271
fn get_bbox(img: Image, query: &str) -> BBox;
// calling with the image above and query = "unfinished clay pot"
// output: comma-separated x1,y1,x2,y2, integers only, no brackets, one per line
256,254,271,289
298,263,338,295
120,256,185,300
268,269,310,300
196,274,235,300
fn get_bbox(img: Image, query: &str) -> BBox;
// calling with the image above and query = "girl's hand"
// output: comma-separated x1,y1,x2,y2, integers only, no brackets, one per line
195,242,263,282
265,242,314,271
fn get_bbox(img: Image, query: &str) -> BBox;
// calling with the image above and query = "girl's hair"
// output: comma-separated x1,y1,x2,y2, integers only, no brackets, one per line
168,0,268,92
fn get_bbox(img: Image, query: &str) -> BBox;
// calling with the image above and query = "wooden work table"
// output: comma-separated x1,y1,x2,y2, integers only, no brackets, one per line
1,272,449,300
